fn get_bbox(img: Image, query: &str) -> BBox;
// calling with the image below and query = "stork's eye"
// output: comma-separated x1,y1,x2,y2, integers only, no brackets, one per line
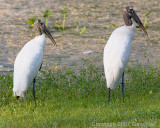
128,8,133,13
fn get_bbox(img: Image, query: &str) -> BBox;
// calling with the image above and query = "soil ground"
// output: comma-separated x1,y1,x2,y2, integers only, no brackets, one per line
0,0,160,73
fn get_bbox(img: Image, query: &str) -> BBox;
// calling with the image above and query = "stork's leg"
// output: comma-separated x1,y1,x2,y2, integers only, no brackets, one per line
122,72,125,102
108,88,111,104
39,62,42,71
24,95,26,107
32,62,42,107
33,78,36,107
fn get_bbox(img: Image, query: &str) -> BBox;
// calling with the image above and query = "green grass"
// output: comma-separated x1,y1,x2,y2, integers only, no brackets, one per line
0,63,160,128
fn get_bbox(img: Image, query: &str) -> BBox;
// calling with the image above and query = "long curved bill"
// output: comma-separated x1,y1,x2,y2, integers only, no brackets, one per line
44,28,56,45
132,11,148,36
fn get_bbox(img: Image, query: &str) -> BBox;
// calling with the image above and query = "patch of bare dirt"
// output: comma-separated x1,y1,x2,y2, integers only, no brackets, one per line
0,0,159,73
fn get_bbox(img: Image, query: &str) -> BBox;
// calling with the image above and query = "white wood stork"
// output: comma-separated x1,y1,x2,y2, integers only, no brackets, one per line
13,20,56,107
103,6,148,103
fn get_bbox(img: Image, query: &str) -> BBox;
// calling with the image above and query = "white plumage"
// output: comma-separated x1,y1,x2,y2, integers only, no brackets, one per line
103,6,147,103
13,20,56,107
13,34,46,97
104,24,136,89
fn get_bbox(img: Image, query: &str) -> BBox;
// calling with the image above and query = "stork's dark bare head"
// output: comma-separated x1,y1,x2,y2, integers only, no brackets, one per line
123,6,148,36
34,20,56,45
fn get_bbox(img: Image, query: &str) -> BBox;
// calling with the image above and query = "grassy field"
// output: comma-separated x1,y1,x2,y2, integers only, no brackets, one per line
0,62,160,128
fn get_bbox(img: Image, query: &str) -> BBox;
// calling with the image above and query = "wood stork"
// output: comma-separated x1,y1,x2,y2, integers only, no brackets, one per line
103,6,148,103
13,20,56,107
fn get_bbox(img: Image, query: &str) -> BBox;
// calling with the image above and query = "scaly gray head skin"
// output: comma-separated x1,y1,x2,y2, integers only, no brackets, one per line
123,6,148,36
34,20,56,45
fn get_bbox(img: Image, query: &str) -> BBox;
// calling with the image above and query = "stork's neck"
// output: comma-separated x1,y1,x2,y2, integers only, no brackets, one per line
34,23,43,36
35,30,42,36
126,23,136,40
126,22,136,29
123,11,132,26
34,34,46,48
